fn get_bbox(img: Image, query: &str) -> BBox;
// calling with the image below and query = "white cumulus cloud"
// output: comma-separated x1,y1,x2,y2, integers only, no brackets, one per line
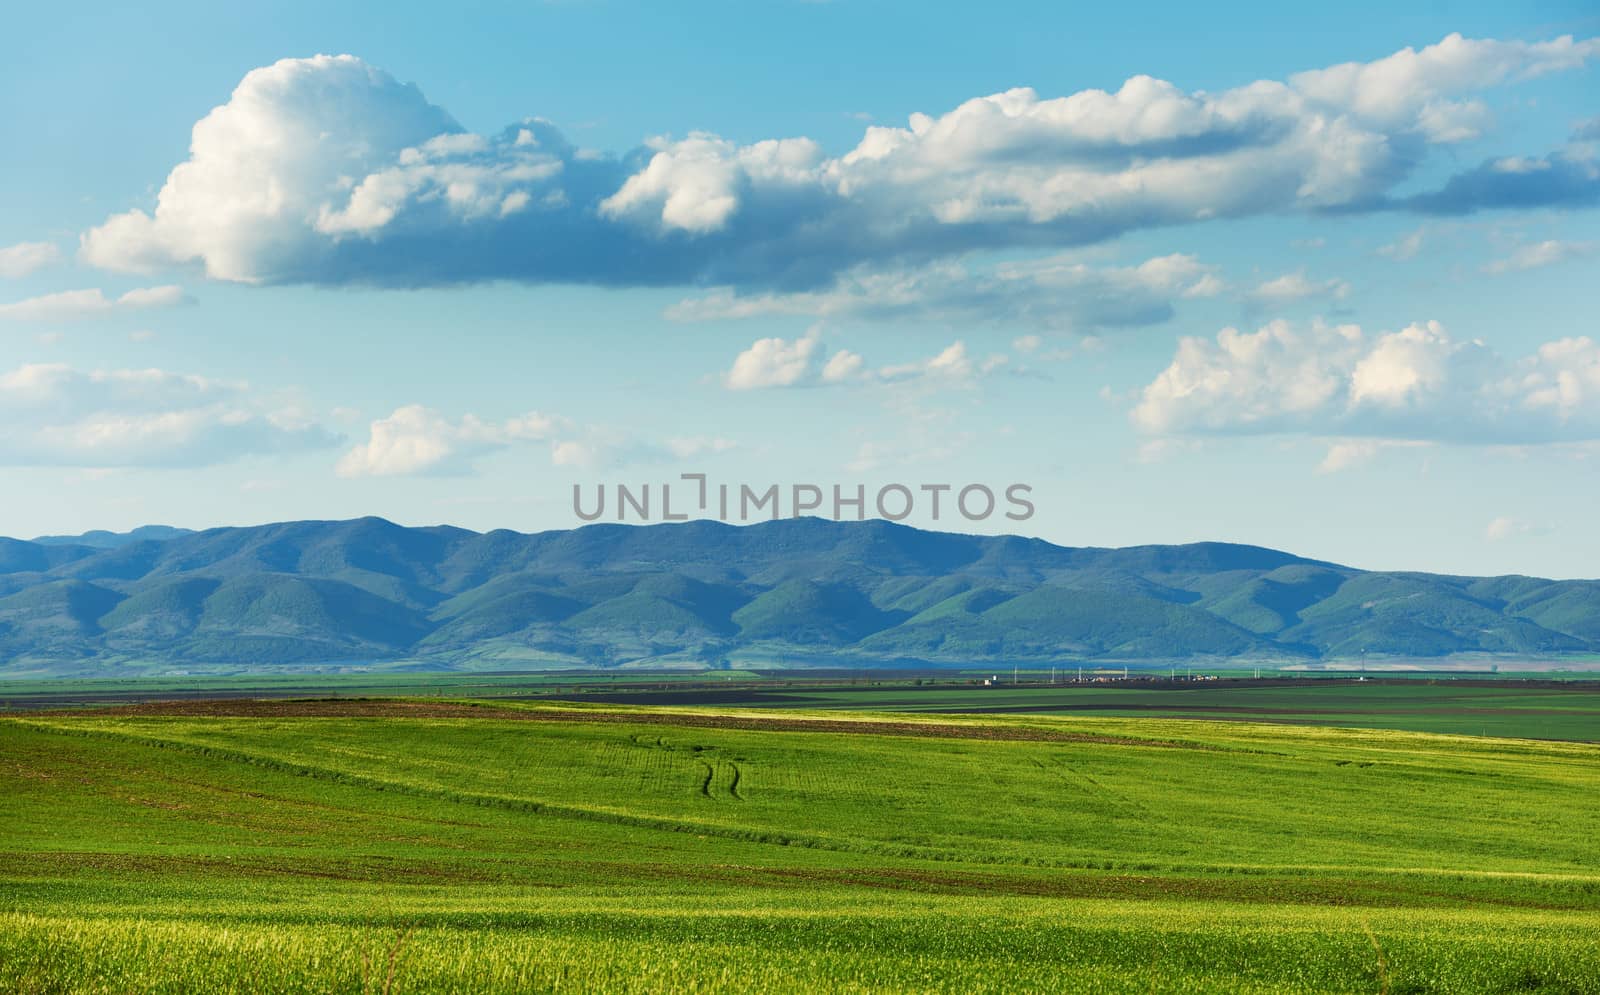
1246,271,1352,306
0,363,335,467
0,285,191,322
1134,320,1600,450
1315,438,1431,473
336,406,711,477
723,327,864,390
1485,516,1554,541
1482,239,1597,275
1377,227,1427,260
0,242,62,279
336,405,565,477
671,253,1221,331
77,36,1600,292
723,329,1008,390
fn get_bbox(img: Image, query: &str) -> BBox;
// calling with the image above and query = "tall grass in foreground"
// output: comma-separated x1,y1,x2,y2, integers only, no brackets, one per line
4,904,1598,994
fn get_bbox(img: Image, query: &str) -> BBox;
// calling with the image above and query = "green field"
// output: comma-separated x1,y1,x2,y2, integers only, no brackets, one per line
3,698,1599,993
732,683,1600,741
6,674,1600,743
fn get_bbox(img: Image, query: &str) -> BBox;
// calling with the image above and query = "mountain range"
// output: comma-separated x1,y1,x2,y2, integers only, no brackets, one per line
1,517,1597,675
29,526,195,550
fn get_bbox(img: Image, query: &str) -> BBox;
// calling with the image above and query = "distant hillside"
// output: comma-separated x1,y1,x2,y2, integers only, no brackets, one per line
27,526,195,550
0,516,1596,674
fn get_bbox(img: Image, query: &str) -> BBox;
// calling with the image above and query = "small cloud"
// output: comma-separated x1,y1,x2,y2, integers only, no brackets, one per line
725,327,847,390
723,330,1010,391
0,362,335,468
1482,239,1596,275
1182,273,1227,298
1377,227,1426,260
551,439,600,469
336,405,566,478
0,241,62,279
336,405,688,477
1318,440,1381,473
674,253,1221,333
1570,115,1600,141
878,341,1009,385
0,285,193,322
666,436,738,458
1485,516,1553,541
1134,438,1204,464
1316,438,1430,473
1246,271,1352,306
845,441,889,473
821,350,864,382
65,467,121,483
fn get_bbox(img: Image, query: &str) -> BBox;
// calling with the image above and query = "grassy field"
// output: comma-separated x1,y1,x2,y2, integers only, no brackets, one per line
6,674,1600,743
3,698,1599,992
729,683,1600,742
0,671,774,709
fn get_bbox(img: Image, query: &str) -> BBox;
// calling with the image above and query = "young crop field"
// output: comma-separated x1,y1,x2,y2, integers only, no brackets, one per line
8,675,1600,743
727,682,1600,742
2,698,1598,992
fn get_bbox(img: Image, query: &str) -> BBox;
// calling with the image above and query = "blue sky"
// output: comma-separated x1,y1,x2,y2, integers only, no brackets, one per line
1,0,1598,577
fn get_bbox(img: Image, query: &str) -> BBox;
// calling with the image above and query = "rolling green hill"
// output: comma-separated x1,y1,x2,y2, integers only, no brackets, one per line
1,516,1599,672
2,700,1597,992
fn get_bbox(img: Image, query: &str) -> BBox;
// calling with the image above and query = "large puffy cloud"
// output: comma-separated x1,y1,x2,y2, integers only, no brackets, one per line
1132,319,1600,447
83,56,461,282
0,285,190,321
81,35,1599,291
673,253,1220,329
0,363,336,467
1288,34,1592,130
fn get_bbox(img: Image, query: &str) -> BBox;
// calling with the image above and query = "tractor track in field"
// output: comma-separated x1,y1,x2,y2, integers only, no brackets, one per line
42,698,1233,752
